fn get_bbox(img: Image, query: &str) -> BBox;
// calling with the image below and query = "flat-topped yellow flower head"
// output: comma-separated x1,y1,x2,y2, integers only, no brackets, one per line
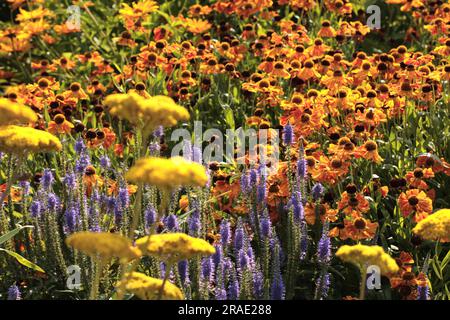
0,125,62,154
104,93,189,135
125,156,208,190
117,272,184,300
142,95,190,131
66,232,142,263
336,244,399,275
0,98,37,126
135,233,215,263
104,92,146,125
413,209,450,242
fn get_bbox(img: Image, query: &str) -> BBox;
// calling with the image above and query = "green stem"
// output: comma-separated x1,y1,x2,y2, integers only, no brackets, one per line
359,265,366,300
90,259,103,300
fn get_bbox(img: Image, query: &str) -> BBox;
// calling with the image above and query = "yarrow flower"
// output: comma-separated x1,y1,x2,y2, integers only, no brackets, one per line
104,92,189,135
117,272,184,300
66,232,142,263
0,125,62,154
0,98,37,125
336,244,399,275
413,208,450,242
125,157,208,190
135,233,215,263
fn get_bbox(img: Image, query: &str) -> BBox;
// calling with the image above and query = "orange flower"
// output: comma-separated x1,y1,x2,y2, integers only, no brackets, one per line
48,114,74,135
0,184,22,203
416,153,450,174
63,82,88,100
405,168,434,189
305,38,329,58
266,173,289,207
338,192,370,215
390,270,419,300
102,127,117,149
270,61,290,79
304,202,338,225
356,140,383,164
333,212,378,241
83,166,103,197
298,59,321,81
398,189,433,221
185,18,212,34
317,20,336,38
114,144,124,158
311,156,350,185
179,195,189,212
107,179,137,197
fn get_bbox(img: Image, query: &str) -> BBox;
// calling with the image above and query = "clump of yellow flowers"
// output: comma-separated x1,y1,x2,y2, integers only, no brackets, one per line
413,209,450,242
66,232,142,263
103,92,189,135
0,98,61,154
336,244,399,275
126,156,208,190
0,98,37,126
0,125,62,154
135,233,216,263
66,232,215,300
117,272,184,300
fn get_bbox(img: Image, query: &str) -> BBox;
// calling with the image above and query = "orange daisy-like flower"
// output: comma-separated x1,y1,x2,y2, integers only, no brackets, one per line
338,192,370,215
107,179,137,197
304,202,338,225
356,140,383,164
270,61,290,79
311,156,350,185
83,165,104,197
332,213,378,241
185,18,212,34
317,20,336,38
398,189,433,221
47,114,74,135
405,167,434,189
0,184,22,203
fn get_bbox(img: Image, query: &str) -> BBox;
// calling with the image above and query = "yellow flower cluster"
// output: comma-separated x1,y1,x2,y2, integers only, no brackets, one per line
117,272,184,300
336,244,399,275
103,92,189,134
0,125,62,154
125,157,208,190
413,209,450,242
66,232,142,263
136,233,215,263
0,98,37,126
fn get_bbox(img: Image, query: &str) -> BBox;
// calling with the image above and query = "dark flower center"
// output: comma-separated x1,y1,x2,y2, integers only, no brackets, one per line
408,196,419,206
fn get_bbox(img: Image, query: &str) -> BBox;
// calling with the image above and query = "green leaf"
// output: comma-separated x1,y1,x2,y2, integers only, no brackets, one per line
441,250,450,271
432,258,443,280
224,107,235,131
0,248,45,273
0,225,33,246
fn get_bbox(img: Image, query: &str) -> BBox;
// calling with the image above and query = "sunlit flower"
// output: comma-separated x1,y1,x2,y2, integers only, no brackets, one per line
398,189,433,221
66,232,142,263
336,244,399,275
125,157,208,190
135,233,215,263
413,208,450,242
0,125,61,154
117,272,184,300
0,98,37,126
